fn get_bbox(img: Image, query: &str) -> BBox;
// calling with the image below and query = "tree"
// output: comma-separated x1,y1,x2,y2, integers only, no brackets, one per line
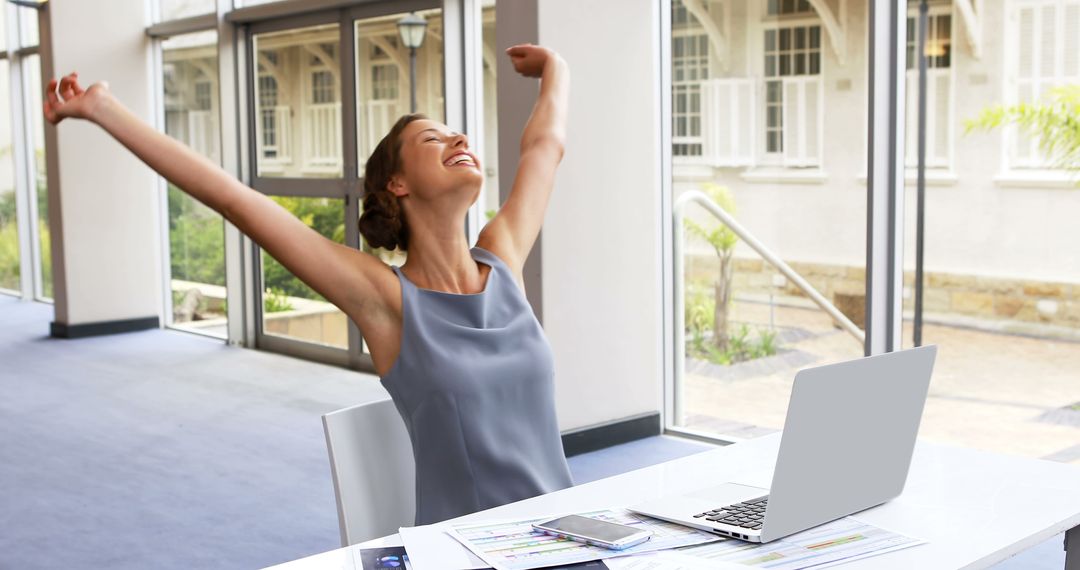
684,182,738,352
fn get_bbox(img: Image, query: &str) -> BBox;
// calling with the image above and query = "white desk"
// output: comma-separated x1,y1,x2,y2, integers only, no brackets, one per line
268,434,1080,569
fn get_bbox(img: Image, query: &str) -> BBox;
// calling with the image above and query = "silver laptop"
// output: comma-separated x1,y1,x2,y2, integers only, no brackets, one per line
630,345,937,543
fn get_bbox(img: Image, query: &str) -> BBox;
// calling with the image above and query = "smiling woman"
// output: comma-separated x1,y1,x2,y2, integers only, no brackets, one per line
42,39,573,525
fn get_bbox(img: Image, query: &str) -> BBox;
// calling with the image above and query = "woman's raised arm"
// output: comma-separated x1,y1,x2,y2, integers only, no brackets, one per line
476,45,569,279
44,73,388,319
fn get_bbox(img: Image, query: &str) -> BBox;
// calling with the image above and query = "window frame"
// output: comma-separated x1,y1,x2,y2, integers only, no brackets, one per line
903,4,955,171
1001,0,1080,173
662,0,909,443
1,4,47,302
758,15,825,168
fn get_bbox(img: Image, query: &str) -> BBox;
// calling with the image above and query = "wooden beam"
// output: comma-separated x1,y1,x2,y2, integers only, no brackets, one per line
954,0,982,60
682,0,728,72
807,0,847,65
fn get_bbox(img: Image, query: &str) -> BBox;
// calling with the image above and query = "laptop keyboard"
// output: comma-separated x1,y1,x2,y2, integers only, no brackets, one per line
692,496,768,530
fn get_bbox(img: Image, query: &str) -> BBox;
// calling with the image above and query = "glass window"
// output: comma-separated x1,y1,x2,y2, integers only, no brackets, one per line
18,6,37,48
159,0,216,22
0,60,20,294
254,24,343,178
24,54,50,300
672,1,709,158
669,0,866,442
767,0,813,16
764,24,822,160
479,0,499,228
261,197,348,349
901,0,1080,465
904,12,952,168
355,9,444,172
1008,0,1080,169
162,31,226,337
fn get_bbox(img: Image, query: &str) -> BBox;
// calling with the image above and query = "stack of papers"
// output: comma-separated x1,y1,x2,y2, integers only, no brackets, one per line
447,510,721,570
669,516,924,569
397,510,924,570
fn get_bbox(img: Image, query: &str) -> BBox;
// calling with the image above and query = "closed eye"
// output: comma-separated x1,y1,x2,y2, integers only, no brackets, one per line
426,136,439,142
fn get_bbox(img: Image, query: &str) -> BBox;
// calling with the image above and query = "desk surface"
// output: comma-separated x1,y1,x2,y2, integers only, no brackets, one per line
269,434,1080,570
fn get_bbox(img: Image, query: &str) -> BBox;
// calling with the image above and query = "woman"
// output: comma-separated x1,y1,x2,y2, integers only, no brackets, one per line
43,43,573,525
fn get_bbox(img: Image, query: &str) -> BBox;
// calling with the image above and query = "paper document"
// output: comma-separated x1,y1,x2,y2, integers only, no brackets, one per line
674,517,924,569
605,552,746,569
399,524,489,570
446,509,721,570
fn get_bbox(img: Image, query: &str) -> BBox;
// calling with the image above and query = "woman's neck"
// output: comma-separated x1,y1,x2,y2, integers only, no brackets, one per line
400,218,486,294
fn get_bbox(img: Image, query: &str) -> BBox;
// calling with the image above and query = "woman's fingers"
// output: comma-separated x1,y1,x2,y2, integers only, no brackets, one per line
70,72,85,96
46,78,62,106
42,99,56,124
59,73,77,100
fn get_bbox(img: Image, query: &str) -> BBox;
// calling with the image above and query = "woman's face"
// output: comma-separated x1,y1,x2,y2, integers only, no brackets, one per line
393,119,483,205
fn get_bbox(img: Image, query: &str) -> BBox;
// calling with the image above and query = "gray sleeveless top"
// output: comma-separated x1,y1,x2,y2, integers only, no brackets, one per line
381,246,574,525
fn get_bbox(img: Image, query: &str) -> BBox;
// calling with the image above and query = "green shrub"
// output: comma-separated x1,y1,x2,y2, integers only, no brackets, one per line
263,287,294,313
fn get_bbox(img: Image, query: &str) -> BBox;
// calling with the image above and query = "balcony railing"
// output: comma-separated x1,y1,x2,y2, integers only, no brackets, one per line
302,102,342,171
358,99,400,165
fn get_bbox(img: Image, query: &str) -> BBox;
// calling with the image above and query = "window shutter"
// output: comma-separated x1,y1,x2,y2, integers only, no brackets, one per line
782,78,803,166
931,70,951,167
782,76,821,167
701,78,756,167
1014,5,1038,163
804,76,822,166
1065,1,1080,78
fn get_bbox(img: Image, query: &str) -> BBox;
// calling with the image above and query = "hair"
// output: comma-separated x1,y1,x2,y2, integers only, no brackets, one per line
359,113,428,251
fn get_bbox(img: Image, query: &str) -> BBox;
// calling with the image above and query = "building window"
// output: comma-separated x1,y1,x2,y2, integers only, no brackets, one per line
311,70,335,104
767,0,814,16
764,24,822,166
309,42,338,105
194,80,212,111
371,64,399,101
672,0,709,157
1010,0,1080,169
259,75,280,159
906,13,952,71
904,12,953,169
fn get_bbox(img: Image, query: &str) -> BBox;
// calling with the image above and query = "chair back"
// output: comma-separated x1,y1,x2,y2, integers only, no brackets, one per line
322,398,416,546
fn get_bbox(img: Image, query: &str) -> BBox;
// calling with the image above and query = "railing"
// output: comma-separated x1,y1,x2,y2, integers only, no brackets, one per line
302,102,342,170
673,190,866,421
256,105,292,167
358,99,400,164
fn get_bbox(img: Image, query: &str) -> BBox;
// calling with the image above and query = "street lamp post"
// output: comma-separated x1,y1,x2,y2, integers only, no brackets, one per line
396,12,428,114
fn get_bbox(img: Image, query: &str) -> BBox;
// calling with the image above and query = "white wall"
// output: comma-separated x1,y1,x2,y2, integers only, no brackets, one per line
46,0,163,325
538,0,663,431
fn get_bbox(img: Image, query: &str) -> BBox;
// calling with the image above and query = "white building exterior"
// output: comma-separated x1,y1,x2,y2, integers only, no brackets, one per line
673,0,1080,289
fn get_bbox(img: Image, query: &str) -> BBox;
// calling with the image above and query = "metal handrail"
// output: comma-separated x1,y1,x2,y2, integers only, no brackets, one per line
673,190,866,420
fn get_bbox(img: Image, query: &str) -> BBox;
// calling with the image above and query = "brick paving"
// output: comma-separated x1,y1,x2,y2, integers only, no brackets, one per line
681,300,1080,465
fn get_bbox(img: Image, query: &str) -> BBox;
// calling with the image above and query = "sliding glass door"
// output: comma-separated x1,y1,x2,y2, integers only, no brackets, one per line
666,0,868,442
247,1,444,370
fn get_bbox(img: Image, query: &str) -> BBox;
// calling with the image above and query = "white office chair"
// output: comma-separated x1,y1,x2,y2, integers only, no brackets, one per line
322,398,416,546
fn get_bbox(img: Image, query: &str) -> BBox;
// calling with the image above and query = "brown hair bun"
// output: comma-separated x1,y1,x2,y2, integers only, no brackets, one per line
360,113,428,251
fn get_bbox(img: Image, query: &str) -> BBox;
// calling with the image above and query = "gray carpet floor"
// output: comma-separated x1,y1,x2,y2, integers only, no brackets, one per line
0,296,1065,569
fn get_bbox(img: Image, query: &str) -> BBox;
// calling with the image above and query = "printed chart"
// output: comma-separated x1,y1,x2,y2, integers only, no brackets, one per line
674,517,925,569
447,509,721,570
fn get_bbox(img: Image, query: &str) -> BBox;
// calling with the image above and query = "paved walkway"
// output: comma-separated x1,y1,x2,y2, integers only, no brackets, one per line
682,301,1080,465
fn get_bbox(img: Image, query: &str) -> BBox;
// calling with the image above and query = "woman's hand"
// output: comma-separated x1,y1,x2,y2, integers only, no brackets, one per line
43,72,112,125
506,44,562,78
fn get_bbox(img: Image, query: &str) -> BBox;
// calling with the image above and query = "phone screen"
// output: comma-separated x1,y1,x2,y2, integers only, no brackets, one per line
536,515,643,543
